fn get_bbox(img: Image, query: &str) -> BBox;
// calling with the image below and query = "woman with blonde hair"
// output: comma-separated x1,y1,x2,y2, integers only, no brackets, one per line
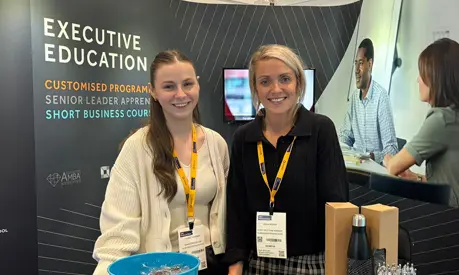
225,44,348,274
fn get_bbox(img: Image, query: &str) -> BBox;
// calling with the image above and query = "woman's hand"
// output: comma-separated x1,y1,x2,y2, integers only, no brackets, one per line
383,154,392,168
228,261,243,275
383,154,418,180
398,169,417,180
398,169,424,182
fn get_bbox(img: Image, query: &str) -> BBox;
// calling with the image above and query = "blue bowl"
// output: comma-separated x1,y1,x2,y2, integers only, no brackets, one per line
108,252,200,275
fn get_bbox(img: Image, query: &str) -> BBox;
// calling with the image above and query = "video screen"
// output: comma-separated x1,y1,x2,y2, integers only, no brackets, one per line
223,68,315,122
223,69,255,122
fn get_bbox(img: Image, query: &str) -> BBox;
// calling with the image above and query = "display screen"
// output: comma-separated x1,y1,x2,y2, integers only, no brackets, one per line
223,68,315,122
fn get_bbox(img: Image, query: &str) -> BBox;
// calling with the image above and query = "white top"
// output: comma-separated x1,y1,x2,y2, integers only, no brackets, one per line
169,140,217,251
92,126,229,275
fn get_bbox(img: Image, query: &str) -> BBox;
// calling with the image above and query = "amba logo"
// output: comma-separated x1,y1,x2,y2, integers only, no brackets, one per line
47,170,82,187
0,229,8,234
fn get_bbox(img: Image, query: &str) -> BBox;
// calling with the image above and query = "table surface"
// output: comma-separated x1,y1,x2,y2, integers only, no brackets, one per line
345,158,389,175
341,145,426,176
340,144,389,175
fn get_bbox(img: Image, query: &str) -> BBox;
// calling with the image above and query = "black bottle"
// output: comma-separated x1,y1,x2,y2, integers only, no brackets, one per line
347,214,372,275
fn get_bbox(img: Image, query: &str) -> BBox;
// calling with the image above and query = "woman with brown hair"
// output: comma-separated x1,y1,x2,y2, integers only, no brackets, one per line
384,38,459,207
93,50,229,274
225,44,348,275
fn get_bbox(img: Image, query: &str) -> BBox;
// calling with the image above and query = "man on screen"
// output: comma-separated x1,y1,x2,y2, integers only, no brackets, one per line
339,38,398,164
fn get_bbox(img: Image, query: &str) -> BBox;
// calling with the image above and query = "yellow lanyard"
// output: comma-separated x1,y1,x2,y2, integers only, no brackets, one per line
173,124,198,229
257,136,297,215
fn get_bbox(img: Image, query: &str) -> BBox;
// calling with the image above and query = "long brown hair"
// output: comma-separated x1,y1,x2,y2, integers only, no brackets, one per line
418,38,459,108
148,50,201,202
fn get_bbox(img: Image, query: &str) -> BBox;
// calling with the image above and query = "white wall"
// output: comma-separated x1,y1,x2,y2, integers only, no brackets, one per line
389,0,459,173
316,0,402,131
390,0,459,140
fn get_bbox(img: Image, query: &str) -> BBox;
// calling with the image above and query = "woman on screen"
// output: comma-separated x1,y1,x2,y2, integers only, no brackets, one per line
383,38,459,207
225,44,348,275
93,50,229,275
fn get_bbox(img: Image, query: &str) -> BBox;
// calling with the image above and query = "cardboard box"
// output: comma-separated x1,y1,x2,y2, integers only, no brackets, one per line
361,204,399,265
325,202,359,275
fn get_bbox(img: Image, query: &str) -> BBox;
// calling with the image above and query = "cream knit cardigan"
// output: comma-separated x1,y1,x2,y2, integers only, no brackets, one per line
92,126,229,275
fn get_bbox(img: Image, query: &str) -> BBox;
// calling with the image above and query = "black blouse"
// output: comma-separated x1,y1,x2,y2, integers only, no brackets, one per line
225,105,349,264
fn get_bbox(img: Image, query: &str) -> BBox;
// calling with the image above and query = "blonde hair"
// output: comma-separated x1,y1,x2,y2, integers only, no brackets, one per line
248,44,306,116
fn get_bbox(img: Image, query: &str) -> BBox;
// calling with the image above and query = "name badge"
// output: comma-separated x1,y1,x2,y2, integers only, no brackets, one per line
178,225,207,270
256,212,287,259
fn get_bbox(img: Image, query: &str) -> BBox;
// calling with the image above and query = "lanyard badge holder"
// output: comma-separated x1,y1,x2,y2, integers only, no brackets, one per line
255,137,295,259
257,136,297,215
174,126,208,270
174,124,198,230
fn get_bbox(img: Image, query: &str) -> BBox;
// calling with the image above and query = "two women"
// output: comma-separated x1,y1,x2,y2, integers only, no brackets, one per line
384,38,459,207
93,50,229,275
93,45,348,275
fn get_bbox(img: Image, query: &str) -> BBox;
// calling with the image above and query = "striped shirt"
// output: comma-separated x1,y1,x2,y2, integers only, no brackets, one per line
339,79,398,164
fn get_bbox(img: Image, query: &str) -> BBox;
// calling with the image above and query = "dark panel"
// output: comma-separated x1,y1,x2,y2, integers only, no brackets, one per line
0,0,39,274
169,0,361,141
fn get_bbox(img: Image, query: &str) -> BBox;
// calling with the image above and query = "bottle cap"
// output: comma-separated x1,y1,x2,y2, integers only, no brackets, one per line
352,214,366,227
